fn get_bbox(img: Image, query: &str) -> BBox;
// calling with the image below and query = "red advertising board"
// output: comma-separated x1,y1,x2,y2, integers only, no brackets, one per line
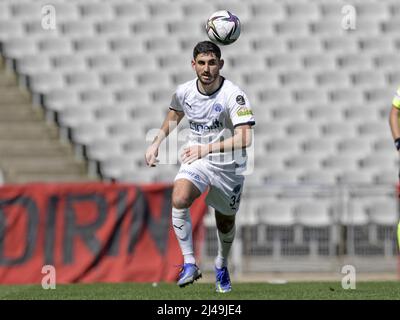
0,182,207,284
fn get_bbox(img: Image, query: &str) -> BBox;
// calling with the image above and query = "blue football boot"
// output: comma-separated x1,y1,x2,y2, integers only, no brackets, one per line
215,266,232,293
177,263,202,287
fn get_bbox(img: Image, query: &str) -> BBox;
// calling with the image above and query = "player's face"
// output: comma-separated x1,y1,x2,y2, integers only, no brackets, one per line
192,53,224,86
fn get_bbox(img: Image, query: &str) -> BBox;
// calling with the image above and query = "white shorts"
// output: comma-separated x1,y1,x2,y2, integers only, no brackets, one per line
174,159,244,215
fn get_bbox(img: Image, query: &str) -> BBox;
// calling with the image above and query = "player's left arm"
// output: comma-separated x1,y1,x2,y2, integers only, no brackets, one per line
181,124,253,164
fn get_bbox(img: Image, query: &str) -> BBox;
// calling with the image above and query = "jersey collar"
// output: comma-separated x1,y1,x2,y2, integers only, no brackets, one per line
196,76,225,96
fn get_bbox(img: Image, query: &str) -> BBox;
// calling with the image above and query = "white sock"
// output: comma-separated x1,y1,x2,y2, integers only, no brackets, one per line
215,224,236,269
172,207,195,265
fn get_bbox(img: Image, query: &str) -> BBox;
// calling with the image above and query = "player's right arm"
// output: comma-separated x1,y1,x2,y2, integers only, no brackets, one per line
389,87,400,152
145,109,184,167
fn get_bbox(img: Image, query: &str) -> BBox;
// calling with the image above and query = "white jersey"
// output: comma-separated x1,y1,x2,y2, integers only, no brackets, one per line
170,77,255,171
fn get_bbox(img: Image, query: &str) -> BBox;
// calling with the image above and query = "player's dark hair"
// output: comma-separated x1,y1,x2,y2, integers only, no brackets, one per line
193,41,221,60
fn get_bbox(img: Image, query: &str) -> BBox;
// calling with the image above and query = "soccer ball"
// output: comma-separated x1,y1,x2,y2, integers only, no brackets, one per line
206,10,241,45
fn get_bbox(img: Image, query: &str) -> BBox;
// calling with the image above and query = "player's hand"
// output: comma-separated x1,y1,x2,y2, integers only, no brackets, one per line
181,145,209,164
145,144,159,167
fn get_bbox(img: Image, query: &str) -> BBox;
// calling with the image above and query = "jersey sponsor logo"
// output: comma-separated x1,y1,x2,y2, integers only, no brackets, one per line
213,103,223,113
236,95,245,105
236,107,253,117
185,101,192,109
189,119,223,133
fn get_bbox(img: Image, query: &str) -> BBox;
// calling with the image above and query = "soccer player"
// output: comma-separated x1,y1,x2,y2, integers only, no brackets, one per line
389,87,400,250
145,41,255,293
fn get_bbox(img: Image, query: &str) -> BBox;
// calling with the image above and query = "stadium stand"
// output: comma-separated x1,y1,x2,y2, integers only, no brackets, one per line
0,0,398,273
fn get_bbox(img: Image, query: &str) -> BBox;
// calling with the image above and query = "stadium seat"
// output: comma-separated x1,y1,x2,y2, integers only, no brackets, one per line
287,37,322,53
242,20,274,39
80,89,115,106
257,202,295,226
58,107,94,129
265,137,301,155
100,155,142,180
29,72,64,93
286,121,320,138
337,170,373,185
299,170,337,185
302,137,337,155
285,154,322,171
252,37,287,54
341,201,369,226
61,21,96,38
43,88,80,113
71,122,109,146
356,2,389,20
337,53,373,71
302,53,336,71
148,2,183,22
52,54,87,72
181,2,215,19
65,71,101,90
80,3,115,22
86,138,123,163
101,71,136,89
97,20,131,38
322,154,359,171
360,154,397,171
113,2,148,20
74,37,109,55
122,53,158,72
275,20,310,37
114,88,151,105
281,70,315,89
87,54,122,71
337,138,372,157
307,104,343,121
294,201,333,227
286,2,320,21
322,36,359,53
16,54,51,76
270,105,307,121
0,21,24,42
351,70,386,89
373,170,398,185
329,88,364,105
264,170,302,185
321,121,357,138
109,37,144,54
2,38,37,59
251,2,286,22
267,53,302,71
10,2,42,22
132,20,168,36
367,201,398,226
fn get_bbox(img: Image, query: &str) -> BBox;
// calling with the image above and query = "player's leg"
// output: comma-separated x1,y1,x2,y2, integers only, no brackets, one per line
172,162,209,287
214,210,235,293
206,170,244,293
172,178,201,266
214,210,236,269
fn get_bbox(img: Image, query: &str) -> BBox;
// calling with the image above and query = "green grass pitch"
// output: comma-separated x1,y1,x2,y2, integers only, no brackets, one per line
0,281,399,300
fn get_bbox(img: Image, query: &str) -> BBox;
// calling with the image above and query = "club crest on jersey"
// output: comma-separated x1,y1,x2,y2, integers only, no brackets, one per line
213,103,223,113
236,95,245,105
